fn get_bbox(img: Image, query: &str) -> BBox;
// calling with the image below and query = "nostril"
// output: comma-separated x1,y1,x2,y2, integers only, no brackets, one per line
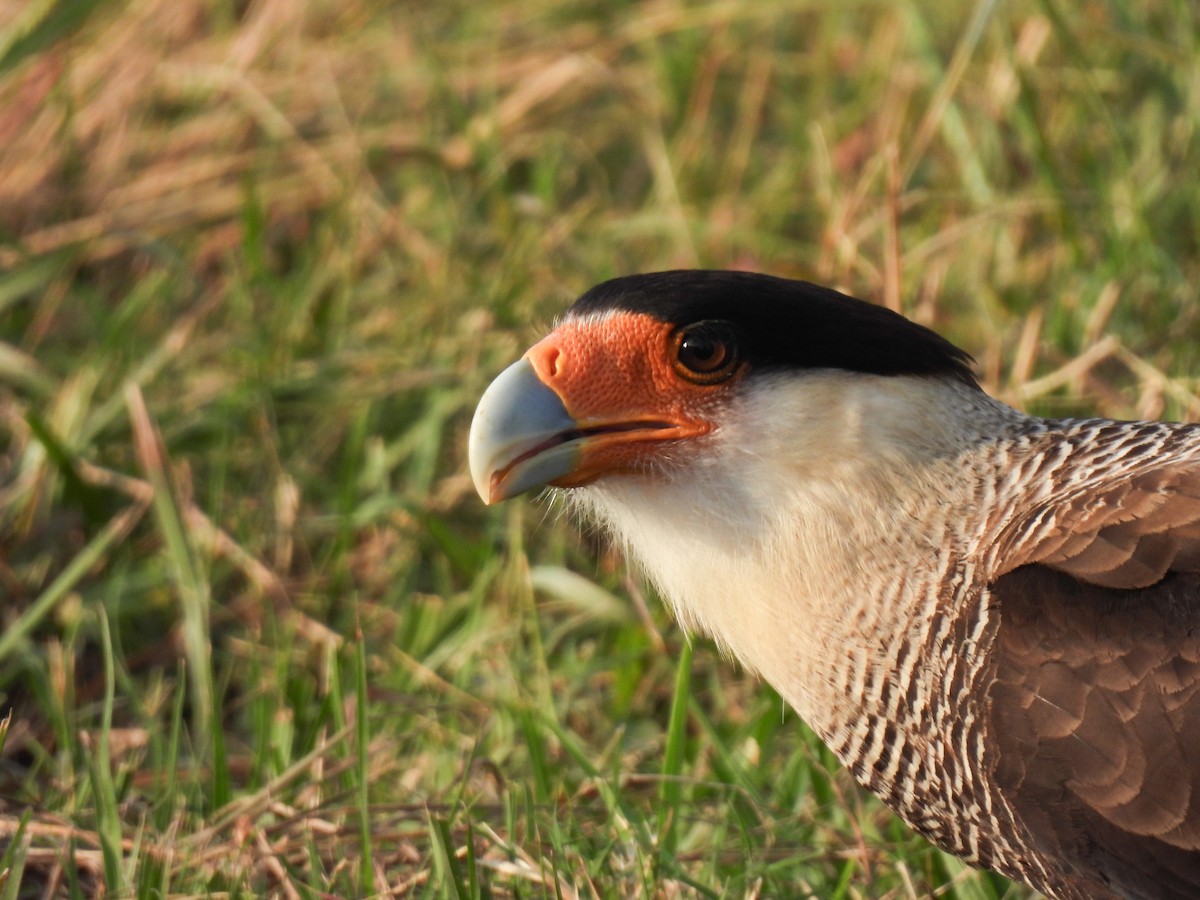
526,338,567,383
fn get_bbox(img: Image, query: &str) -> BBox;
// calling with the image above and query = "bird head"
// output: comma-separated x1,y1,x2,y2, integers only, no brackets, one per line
469,270,978,507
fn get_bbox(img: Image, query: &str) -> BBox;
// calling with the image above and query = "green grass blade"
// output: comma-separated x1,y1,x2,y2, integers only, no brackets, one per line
0,809,30,900
657,640,693,863
0,0,107,78
87,609,125,894
429,813,469,900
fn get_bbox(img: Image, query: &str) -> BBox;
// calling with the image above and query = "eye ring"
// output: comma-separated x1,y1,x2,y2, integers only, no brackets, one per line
672,321,740,384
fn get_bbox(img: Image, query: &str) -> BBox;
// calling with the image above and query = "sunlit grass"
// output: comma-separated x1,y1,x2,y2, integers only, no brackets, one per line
0,0,1198,896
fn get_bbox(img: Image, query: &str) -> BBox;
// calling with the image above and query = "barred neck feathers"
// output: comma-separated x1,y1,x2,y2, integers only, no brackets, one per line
568,369,1029,729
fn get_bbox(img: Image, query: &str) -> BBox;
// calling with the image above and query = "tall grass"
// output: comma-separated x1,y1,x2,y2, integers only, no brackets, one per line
0,0,1197,895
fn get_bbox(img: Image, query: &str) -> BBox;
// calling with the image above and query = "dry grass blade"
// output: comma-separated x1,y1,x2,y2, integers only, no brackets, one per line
1008,336,1121,405
125,380,215,745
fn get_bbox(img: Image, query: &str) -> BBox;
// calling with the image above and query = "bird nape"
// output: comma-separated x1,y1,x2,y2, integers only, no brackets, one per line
467,269,1200,900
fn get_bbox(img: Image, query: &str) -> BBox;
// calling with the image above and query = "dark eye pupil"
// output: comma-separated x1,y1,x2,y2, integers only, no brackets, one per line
673,322,738,383
679,335,726,372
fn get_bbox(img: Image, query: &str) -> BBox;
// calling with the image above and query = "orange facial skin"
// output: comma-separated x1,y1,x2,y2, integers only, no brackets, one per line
522,312,742,487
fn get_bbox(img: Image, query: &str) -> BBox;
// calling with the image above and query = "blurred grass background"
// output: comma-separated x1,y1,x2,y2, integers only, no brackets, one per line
0,0,1198,896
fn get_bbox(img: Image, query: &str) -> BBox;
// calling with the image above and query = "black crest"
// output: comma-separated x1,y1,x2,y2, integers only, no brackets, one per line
569,270,978,387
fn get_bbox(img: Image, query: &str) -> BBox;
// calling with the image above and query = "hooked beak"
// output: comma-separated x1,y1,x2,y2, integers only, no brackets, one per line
468,358,583,504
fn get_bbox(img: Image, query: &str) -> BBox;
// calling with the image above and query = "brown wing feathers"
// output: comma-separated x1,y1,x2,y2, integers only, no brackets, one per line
985,424,1200,898
989,567,1200,898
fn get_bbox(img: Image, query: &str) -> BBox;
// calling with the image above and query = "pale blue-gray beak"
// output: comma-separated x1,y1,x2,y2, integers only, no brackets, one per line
468,357,582,504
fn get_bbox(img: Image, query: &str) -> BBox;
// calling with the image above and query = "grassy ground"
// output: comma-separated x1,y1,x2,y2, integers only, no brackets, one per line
1,0,1198,896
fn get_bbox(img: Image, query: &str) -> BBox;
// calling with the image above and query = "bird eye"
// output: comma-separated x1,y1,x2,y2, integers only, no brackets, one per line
672,321,739,384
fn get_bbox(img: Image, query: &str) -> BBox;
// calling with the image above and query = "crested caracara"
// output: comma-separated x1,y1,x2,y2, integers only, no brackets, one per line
468,270,1200,900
